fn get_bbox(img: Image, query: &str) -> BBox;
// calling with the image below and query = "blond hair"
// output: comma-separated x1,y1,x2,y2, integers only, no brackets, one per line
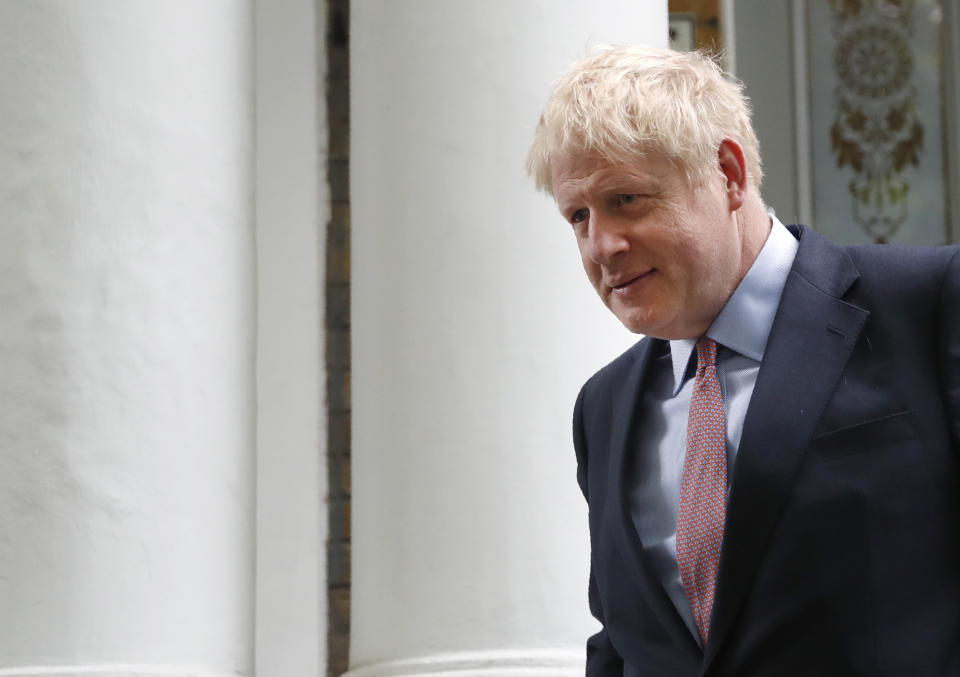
527,45,763,195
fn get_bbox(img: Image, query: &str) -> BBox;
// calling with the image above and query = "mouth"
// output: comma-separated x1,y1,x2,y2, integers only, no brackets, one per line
609,270,655,293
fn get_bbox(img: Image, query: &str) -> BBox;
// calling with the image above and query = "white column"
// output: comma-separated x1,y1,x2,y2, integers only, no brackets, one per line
0,2,255,676
350,2,667,676
254,0,326,675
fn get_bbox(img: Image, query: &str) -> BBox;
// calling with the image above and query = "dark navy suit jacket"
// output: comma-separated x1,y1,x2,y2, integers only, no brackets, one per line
573,225,960,676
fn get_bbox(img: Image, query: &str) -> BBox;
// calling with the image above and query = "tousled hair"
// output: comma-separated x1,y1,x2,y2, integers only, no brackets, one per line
526,45,763,196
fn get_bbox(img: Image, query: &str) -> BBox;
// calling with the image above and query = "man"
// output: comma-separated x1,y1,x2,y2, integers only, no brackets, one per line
527,45,960,676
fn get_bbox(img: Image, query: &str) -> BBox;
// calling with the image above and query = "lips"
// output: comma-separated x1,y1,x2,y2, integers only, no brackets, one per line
609,270,654,291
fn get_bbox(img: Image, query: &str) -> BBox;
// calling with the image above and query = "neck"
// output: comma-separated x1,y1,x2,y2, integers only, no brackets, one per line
735,189,772,282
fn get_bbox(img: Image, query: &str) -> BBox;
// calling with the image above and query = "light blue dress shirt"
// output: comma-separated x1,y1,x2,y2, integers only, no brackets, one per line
626,217,799,644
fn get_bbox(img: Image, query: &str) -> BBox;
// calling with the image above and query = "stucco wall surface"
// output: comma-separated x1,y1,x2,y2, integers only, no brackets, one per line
0,2,255,675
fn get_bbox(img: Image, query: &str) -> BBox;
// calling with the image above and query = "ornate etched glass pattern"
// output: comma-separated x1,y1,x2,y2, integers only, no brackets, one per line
808,0,950,244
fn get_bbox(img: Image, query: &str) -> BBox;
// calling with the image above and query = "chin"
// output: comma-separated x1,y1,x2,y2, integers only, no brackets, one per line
614,310,663,336
622,324,649,336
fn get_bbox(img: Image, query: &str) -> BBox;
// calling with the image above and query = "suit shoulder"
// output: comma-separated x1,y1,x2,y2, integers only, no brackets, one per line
579,336,657,403
842,242,960,321
844,242,960,287
574,337,655,475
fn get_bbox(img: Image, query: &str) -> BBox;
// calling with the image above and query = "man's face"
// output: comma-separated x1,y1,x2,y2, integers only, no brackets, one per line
552,149,749,339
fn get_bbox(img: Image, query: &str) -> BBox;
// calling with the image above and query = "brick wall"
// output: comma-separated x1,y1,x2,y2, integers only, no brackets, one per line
325,0,351,674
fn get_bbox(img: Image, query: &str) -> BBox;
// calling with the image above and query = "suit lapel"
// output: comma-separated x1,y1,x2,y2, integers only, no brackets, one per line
607,337,703,658
702,226,870,671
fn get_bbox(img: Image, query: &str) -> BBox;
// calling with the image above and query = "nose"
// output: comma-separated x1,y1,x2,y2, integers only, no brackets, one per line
583,213,630,264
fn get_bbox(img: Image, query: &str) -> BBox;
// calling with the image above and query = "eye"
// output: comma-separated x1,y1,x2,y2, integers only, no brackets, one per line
616,194,638,206
569,208,589,225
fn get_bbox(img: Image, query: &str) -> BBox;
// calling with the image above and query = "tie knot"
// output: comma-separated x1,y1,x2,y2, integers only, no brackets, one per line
695,337,718,373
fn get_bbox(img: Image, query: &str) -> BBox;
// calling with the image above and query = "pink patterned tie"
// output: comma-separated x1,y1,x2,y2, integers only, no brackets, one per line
676,337,727,643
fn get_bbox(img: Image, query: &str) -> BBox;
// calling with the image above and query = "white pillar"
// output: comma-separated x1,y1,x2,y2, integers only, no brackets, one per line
350,2,667,675
0,2,255,676
254,0,326,675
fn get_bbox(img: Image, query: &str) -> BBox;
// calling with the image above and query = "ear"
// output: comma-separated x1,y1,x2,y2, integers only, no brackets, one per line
717,139,748,211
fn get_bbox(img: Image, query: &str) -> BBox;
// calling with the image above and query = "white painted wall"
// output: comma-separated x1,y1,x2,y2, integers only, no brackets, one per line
0,2,255,676
350,2,667,675
254,0,327,674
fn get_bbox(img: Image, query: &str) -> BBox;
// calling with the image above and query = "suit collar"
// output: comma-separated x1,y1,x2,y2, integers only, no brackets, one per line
702,225,869,672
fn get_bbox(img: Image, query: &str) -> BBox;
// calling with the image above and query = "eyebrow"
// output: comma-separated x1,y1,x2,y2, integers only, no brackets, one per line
593,174,659,193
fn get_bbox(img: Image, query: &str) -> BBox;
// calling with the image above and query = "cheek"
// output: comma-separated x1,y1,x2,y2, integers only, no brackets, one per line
658,229,704,277
578,248,601,282
664,234,723,298
582,262,603,291
688,232,740,303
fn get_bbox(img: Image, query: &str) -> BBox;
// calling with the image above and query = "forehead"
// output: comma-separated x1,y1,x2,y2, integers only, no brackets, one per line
551,151,677,199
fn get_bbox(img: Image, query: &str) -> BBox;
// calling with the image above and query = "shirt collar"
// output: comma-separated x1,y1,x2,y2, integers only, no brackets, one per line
668,215,799,394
